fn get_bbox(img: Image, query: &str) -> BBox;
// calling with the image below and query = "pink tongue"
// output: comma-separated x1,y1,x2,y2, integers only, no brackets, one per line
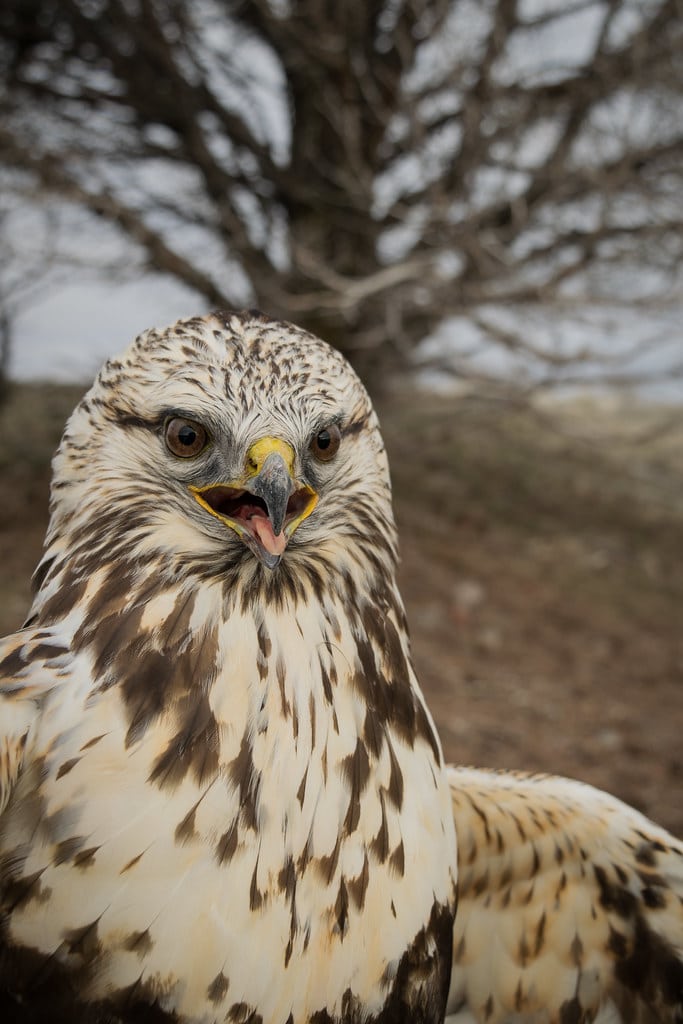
251,515,287,556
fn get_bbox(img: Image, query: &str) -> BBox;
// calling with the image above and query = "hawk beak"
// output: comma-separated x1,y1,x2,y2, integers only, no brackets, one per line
190,437,318,570
247,450,292,537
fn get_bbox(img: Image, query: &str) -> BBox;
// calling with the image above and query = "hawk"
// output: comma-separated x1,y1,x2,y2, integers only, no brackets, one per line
0,312,681,1024
0,312,458,1023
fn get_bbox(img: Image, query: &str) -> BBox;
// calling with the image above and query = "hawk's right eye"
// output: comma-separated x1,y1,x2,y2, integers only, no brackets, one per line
165,417,209,458
310,424,341,462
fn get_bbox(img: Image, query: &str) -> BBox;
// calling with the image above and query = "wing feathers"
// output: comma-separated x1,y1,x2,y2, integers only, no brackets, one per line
447,766,683,1023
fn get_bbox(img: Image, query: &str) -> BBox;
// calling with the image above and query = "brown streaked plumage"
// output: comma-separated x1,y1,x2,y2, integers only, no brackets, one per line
0,311,457,1024
1,311,681,1024
446,767,683,1023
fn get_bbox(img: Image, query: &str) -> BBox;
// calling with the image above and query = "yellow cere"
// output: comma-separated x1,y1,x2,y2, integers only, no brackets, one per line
245,437,296,478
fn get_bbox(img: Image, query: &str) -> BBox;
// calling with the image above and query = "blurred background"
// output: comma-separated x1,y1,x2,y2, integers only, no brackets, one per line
0,0,681,832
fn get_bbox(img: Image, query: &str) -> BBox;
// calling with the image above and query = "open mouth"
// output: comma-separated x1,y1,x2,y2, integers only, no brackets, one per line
192,482,318,567
199,485,313,530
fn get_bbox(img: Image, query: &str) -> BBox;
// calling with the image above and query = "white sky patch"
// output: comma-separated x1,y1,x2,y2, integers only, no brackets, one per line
416,302,683,402
495,3,607,86
11,274,204,382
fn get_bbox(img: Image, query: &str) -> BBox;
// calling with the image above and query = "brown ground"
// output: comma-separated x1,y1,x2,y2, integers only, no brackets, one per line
1,383,682,836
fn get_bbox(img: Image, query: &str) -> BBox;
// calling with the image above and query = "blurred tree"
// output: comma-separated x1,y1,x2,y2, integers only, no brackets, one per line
0,202,60,401
0,0,681,381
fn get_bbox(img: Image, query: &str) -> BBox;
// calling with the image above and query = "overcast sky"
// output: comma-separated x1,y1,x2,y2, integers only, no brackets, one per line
12,273,204,382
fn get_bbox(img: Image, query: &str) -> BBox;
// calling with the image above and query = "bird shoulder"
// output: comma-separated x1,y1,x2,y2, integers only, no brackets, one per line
447,765,683,1023
0,628,69,816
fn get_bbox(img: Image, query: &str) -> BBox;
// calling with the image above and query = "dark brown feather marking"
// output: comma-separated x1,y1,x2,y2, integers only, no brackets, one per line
79,733,106,751
216,819,240,865
31,554,57,593
370,792,389,863
0,867,50,913
228,736,261,832
249,860,264,909
228,1001,262,1024
207,971,230,1004
334,878,349,937
256,622,271,681
73,846,99,870
559,997,582,1024
593,864,637,918
174,803,199,844
373,900,453,1024
149,691,220,790
53,836,88,866
569,931,583,966
347,853,370,911
389,839,405,878
341,739,370,834
614,913,683,1009
296,767,308,808
63,918,101,962
278,855,297,900
0,647,28,677
38,568,88,625
385,739,404,810
56,757,81,779
317,835,342,885
124,929,154,957
534,911,547,957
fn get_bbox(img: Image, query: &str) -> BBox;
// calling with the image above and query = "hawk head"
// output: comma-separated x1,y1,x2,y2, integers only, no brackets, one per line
38,311,397,601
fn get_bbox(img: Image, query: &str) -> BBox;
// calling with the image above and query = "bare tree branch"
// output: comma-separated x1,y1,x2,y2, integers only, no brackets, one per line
0,0,680,383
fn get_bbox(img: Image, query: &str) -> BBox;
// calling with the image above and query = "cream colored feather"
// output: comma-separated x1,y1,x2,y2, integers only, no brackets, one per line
446,766,683,1023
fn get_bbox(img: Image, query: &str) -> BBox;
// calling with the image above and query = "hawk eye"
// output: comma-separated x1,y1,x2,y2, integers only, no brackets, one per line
165,417,208,458
310,424,341,462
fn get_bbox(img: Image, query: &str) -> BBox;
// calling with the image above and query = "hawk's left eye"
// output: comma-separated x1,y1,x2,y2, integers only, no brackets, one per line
165,417,209,458
310,424,341,462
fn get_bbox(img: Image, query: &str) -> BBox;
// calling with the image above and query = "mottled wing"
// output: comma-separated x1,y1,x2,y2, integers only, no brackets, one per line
446,766,683,1024
0,629,67,816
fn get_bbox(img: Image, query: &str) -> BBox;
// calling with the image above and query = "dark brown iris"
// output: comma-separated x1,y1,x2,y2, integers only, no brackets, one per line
165,417,208,458
310,423,341,462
